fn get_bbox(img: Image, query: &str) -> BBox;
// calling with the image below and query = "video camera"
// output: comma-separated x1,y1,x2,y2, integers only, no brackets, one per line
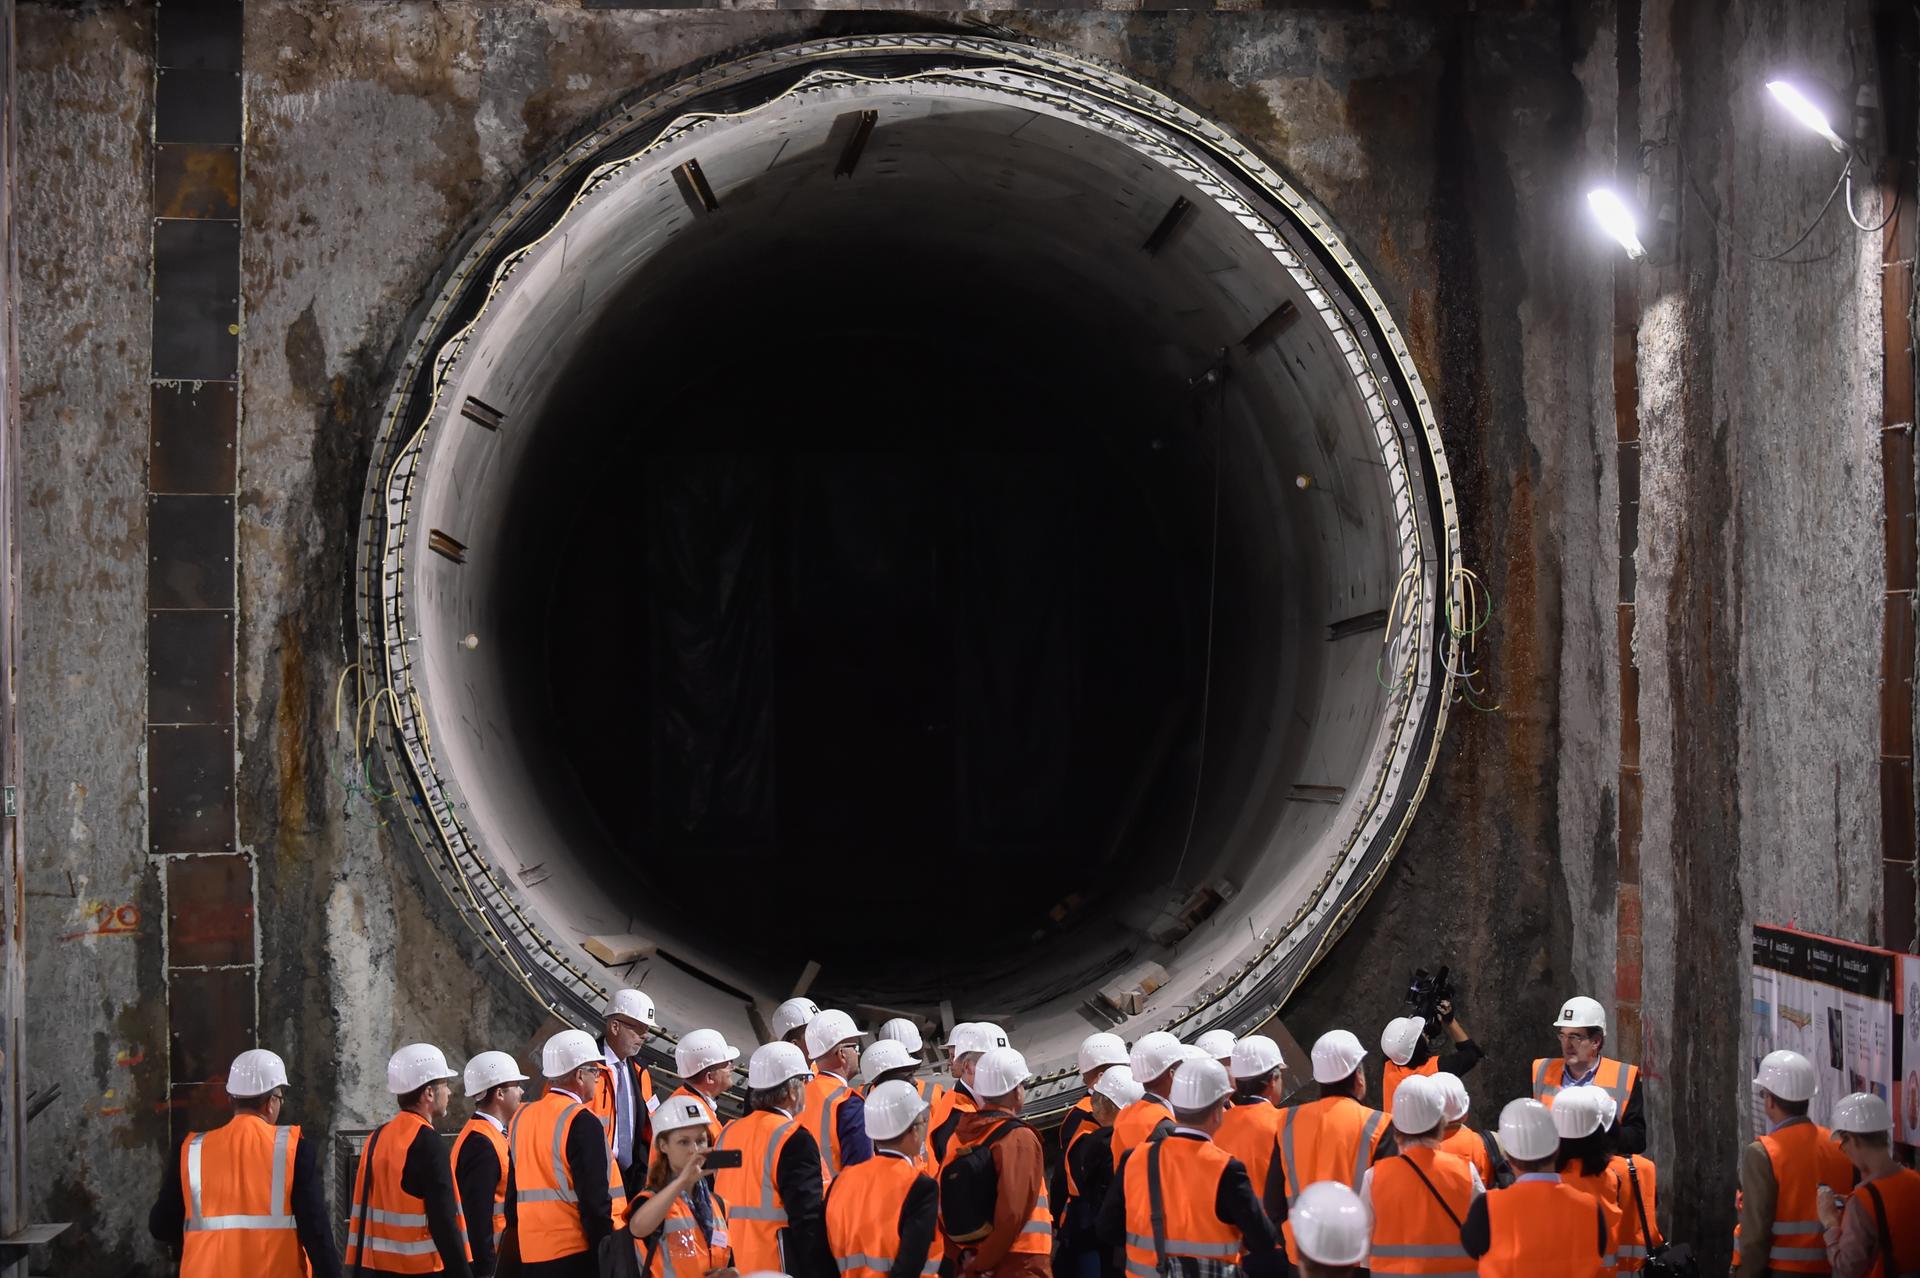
1406,965,1457,1039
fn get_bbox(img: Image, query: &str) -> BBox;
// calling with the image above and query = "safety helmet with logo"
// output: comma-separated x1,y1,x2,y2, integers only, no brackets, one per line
770,997,820,1041
1552,996,1607,1034
804,1009,864,1061
675,1028,740,1078
227,1048,290,1098
949,1022,1009,1057
746,1041,812,1090
1093,1065,1145,1108
1229,1035,1285,1082
1169,1058,1234,1110
862,1038,919,1080
975,1047,1033,1099
1310,1030,1367,1084
654,1094,716,1137
1195,1030,1237,1062
865,1079,930,1141
1831,1091,1893,1137
1752,1048,1818,1102
463,1050,529,1099
1130,1031,1186,1084
1496,1098,1559,1162
1390,1074,1446,1137
1549,1086,1611,1140
543,1029,603,1079
1380,1016,1425,1067
1077,1032,1129,1076
388,1043,459,1094
1430,1071,1471,1124
1291,1182,1370,1267
606,988,659,1029
877,1018,925,1055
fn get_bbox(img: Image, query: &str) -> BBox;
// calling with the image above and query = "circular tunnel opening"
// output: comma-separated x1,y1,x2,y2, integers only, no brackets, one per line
362,34,1457,1095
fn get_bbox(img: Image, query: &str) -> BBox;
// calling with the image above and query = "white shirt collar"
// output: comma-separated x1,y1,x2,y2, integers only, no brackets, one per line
477,1110,507,1134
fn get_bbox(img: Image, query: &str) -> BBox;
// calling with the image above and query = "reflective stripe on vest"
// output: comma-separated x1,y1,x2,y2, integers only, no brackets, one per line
826,1152,945,1278
816,1082,853,1179
644,1194,729,1278
1278,1100,1384,1204
185,1125,297,1232
1120,1135,1240,1278
453,1119,510,1245
1732,1121,1854,1274
179,1116,308,1278
1368,1149,1477,1275
1477,1179,1609,1278
713,1111,810,1275
1532,1057,1639,1113
348,1113,464,1273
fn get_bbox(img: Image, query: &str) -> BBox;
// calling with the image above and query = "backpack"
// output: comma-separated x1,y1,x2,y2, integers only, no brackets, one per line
940,1119,1026,1244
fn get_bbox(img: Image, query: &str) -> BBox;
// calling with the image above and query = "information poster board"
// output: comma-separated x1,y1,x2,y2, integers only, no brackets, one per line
1901,954,1920,1147
1751,926,1895,1131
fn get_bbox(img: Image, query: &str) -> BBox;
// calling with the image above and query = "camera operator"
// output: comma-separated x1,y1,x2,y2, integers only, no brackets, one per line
1381,998,1483,1115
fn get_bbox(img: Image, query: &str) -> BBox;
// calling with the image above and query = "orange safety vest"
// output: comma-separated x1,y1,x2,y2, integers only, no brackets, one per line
949,1117,1052,1255
1436,1126,1494,1186
1477,1177,1608,1278
587,1055,655,1173
804,1071,861,1180
1274,1096,1387,1257
913,1077,949,1111
634,1187,732,1278
179,1115,311,1278
713,1108,817,1272
1560,1163,1625,1270
1532,1056,1640,1114
1383,1056,1440,1115
1611,1153,1662,1272
346,1112,469,1273
827,1150,945,1278
1733,1119,1855,1274
1111,1096,1175,1164
1121,1133,1242,1276
451,1116,509,1253
1849,1167,1920,1278
1369,1147,1478,1276
930,1086,978,1168
1058,1096,1095,1163
1063,1118,1110,1204
510,1089,629,1262
1214,1098,1283,1198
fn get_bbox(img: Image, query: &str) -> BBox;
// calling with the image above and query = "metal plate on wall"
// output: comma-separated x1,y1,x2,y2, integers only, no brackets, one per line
154,67,243,145
149,609,233,725
165,853,254,968
156,0,243,71
149,494,234,609
152,218,239,381
151,381,238,494
148,723,234,853
154,143,240,220
168,967,256,1084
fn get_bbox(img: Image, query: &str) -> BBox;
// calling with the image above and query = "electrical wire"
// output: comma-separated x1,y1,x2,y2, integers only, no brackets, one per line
1844,168,1904,233
1684,151,1853,262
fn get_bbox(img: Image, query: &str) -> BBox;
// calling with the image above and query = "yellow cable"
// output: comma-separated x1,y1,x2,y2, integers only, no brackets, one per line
333,662,360,737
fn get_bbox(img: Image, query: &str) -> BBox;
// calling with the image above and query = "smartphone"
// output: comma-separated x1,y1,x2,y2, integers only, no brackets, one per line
704,1148,744,1170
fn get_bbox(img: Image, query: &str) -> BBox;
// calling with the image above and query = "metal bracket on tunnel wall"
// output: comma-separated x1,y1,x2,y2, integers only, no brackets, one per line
146,0,254,1147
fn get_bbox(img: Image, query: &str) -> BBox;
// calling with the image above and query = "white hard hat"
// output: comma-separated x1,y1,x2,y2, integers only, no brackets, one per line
675,1029,741,1078
1092,1065,1145,1108
1077,1032,1129,1075
1552,996,1607,1034
1550,1086,1610,1140
1169,1058,1234,1110
227,1049,289,1099
606,988,659,1029
862,1038,920,1080
949,1022,1009,1057
463,1050,529,1099
543,1029,603,1079
1430,1071,1470,1124
387,1043,458,1094
1390,1074,1446,1136
1310,1029,1367,1084
1228,1035,1284,1081
1291,1181,1370,1266
878,1018,925,1055
746,1041,812,1090
1195,1030,1237,1061
975,1047,1032,1098
1753,1049,1818,1102
654,1093,715,1136
804,1009,863,1060
1831,1091,1894,1137
865,1079,930,1140
1496,1098,1560,1162
1380,1016,1424,1067
1130,1031,1187,1083
771,997,820,1040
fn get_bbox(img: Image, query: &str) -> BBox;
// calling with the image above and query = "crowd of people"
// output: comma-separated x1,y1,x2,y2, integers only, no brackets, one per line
150,990,1920,1278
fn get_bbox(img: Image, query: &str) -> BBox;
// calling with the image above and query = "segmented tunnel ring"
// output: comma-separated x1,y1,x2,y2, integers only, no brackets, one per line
354,33,1462,1109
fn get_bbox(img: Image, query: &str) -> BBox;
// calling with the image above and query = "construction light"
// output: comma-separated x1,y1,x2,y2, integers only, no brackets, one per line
1765,80,1849,153
1585,188,1647,261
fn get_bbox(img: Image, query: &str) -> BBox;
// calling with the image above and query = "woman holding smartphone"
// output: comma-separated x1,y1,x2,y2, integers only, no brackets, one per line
623,1096,738,1278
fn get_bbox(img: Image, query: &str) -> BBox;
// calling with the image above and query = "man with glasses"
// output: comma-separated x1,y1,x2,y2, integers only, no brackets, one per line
1530,996,1646,1155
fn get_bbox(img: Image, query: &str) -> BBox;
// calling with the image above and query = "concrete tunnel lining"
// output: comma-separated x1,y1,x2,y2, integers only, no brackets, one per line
356,34,1459,1110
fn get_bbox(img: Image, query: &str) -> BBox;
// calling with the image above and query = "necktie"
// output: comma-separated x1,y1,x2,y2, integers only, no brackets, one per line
614,1061,634,1168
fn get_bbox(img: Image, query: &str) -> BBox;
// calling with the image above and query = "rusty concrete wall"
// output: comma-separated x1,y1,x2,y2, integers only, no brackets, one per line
4,0,1898,1269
